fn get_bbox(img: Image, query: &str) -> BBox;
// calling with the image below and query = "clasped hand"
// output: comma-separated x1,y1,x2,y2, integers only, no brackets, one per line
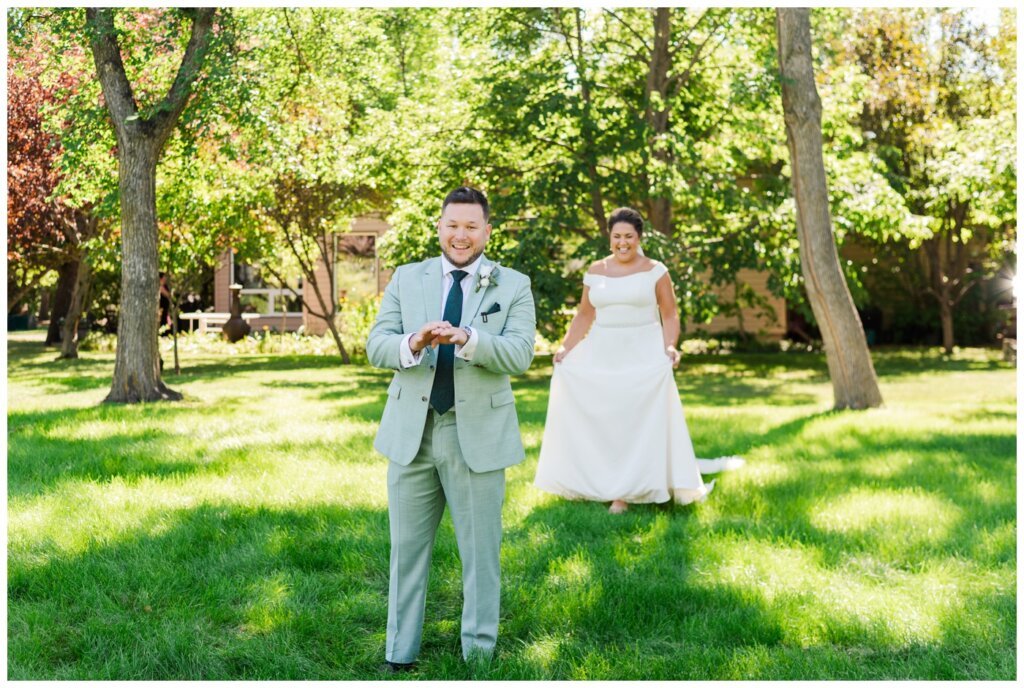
410,320,467,352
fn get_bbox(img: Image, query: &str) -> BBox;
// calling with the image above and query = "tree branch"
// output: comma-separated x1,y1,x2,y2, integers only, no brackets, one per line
281,7,312,100
670,18,729,91
503,11,571,43
85,8,138,137
257,261,304,303
600,37,649,64
551,8,582,76
669,8,711,59
151,8,216,149
603,8,651,54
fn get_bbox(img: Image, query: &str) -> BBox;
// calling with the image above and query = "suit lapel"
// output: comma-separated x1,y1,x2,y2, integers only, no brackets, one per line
422,257,443,321
462,255,492,326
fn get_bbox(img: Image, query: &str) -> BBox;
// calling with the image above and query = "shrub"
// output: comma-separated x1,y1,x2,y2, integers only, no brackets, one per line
337,294,381,363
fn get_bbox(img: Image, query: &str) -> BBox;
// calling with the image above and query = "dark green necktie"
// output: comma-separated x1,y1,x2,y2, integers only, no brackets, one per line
430,269,467,414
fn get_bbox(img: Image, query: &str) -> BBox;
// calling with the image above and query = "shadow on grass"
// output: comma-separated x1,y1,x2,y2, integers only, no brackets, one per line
7,338,389,395
8,463,1015,680
7,341,1015,679
494,488,1014,680
8,493,778,680
171,357,377,382
677,379,822,407
7,403,248,499
709,424,1016,570
870,348,1013,376
497,499,783,679
8,502,393,680
8,428,198,499
7,352,114,394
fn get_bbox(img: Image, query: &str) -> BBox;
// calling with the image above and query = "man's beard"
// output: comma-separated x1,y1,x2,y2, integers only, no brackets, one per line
441,247,483,269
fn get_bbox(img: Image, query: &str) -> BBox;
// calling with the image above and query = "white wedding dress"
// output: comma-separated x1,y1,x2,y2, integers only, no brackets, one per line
535,262,740,505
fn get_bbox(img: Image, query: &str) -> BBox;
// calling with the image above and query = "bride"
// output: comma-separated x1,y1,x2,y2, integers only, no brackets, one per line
534,207,742,513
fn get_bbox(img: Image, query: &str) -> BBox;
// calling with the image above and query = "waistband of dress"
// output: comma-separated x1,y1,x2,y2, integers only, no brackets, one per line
591,319,661,329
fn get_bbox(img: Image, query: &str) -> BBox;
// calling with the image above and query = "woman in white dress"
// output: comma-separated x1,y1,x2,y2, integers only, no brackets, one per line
535,207,716,513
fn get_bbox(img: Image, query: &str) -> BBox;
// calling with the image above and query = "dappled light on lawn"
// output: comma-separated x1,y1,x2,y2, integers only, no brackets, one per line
6,330,1015,680
241,572,294,637
695,534,997,648
810,489,960,547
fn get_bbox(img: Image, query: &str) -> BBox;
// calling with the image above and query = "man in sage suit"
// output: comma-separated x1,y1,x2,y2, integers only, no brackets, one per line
367,187,536,671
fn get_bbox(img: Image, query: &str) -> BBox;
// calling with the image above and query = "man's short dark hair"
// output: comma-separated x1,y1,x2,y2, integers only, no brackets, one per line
442,186,489,222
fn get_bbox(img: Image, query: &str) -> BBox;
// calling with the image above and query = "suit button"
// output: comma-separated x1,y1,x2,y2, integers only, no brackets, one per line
429,365,434,370
421,396,428,402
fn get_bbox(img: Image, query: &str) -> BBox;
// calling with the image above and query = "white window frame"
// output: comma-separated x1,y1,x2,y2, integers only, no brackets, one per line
230,250,305,316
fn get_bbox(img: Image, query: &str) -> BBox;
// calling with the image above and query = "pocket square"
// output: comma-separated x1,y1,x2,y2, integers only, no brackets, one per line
481,303,501,322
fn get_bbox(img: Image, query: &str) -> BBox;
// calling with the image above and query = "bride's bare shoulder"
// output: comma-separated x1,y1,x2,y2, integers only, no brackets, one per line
587,258,612,275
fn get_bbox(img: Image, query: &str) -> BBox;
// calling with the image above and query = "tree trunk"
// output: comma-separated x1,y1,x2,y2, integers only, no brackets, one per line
37,287,51,322
921,232,969,354
45,259,78,346
266,228,352,363
59,253,93,359
88,7,215,402
939,297,955,354
734,281,747,339
569,9,607,236
105,141,181,401
304,256,351,364
170,283,181,375
325,318,350,365
776,8,883,410
646,7,673,235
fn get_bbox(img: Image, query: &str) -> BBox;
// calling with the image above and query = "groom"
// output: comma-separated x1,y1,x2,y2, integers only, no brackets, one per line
366,186,536,671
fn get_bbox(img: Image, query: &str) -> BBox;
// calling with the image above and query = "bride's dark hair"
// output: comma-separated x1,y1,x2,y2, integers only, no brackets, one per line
607,207,644,236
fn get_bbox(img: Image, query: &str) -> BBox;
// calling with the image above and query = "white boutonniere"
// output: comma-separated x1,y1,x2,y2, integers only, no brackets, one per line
475,264,499,292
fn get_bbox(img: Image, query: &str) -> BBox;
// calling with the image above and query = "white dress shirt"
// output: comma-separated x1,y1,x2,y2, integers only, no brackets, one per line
399,254,482,368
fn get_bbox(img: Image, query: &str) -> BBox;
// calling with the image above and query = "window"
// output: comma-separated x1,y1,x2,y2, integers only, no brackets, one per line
334,233,378,302
231,254,303,315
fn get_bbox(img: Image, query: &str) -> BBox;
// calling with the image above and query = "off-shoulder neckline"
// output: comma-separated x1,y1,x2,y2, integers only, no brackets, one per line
586,262,665,279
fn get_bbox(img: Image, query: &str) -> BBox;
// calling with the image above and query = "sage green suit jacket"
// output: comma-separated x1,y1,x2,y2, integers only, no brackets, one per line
367,255,536,472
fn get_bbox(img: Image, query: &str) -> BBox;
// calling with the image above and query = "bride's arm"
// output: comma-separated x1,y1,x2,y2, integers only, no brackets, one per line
655,273,681,367
554,285,596,362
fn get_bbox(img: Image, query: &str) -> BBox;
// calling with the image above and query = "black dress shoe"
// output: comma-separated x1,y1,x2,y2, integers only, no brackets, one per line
381,660,417,674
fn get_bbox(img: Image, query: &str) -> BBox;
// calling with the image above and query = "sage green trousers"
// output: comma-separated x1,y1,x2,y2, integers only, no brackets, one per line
385,409,506,663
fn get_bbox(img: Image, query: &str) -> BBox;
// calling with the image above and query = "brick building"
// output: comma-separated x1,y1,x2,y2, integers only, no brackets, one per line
210,215,786,339
212,215,392,336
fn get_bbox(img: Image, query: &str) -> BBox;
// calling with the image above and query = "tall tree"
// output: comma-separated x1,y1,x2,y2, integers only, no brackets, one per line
157,148,257,373
261,175,375,364
226,7,415,362
836,8,1016,352
379,8,749,339
6,52,74,320
636,7,730,236
6,41,111,355
776,8,883,409
56,212,104,358
86,8,217,402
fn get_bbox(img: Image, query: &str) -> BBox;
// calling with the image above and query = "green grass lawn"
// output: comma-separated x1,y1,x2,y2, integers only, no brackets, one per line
6,330,1016,679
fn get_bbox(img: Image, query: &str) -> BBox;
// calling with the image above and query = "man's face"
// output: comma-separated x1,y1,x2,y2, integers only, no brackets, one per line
438,202,491,268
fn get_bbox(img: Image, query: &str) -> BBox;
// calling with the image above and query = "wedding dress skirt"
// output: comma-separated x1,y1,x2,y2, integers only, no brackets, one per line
535,263,730,505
